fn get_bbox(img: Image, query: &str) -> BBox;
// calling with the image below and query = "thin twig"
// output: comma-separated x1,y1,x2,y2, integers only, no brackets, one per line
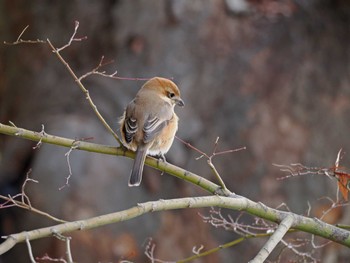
145,238,174,263
32,124,46,149
65,237,73,263
79,55,149,82
192,245,204,255
201,208,276,236
21,170,37,208
280,239,318,262
51,231,74,263
4,25,46,45
177,136,245,191
178,232,277,263
0,194,66,223
46,37,121,144
0,168,67,223
26,235,37,263
55,21,87,53
59,144,79,190
36,254,67,263
207,158,227,191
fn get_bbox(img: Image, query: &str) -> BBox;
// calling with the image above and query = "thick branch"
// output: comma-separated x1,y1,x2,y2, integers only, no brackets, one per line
0,123,229,196
250,214,294,262
1,196,349,255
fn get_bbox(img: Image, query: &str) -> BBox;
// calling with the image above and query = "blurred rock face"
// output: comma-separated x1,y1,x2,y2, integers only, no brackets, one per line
1,0,350,262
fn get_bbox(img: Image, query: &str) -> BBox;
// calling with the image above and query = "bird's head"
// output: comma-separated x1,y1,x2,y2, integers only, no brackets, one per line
143,77,185,107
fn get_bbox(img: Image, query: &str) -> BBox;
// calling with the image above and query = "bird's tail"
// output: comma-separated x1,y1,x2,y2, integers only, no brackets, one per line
128,147,147,187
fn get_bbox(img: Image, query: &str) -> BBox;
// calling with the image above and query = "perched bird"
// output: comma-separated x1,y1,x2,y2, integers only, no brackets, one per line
120,77,184,186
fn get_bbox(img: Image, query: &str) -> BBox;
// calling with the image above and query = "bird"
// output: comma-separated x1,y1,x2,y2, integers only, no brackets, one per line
119,77,184,186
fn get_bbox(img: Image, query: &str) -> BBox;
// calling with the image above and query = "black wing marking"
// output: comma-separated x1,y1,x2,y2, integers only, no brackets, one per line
124,117,137,143
143,116,169,144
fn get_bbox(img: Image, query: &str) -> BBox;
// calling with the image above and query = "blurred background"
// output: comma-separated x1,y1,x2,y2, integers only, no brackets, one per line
1,0,350,262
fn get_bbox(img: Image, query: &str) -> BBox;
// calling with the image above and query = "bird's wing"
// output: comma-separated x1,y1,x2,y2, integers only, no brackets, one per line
124,97,172,144
123,100,138,144
123,116,137,144
143,116,169,144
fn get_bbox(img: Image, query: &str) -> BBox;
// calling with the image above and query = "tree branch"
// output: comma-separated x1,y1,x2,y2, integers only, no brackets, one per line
1,195,349,256
249,214,294,262
0,122,230,196
45,37,121,145
177,233,272,263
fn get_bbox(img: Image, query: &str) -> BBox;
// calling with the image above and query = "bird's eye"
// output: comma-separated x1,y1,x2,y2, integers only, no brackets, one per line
168,92,175,98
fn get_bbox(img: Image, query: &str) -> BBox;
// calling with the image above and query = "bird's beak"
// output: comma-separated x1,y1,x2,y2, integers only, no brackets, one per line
176,98,185,107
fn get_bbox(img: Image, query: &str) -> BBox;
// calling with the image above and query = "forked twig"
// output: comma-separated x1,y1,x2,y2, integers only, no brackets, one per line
55,21,87,53
45,25,121,144
4,25,46,45
59,143,79,190
0,170,67,223
177,136,245,191
274,148,350,201
4,22,121,144
79,55,149,82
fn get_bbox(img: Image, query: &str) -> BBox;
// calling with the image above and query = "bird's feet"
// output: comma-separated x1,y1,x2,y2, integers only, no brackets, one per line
157,153,167,163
